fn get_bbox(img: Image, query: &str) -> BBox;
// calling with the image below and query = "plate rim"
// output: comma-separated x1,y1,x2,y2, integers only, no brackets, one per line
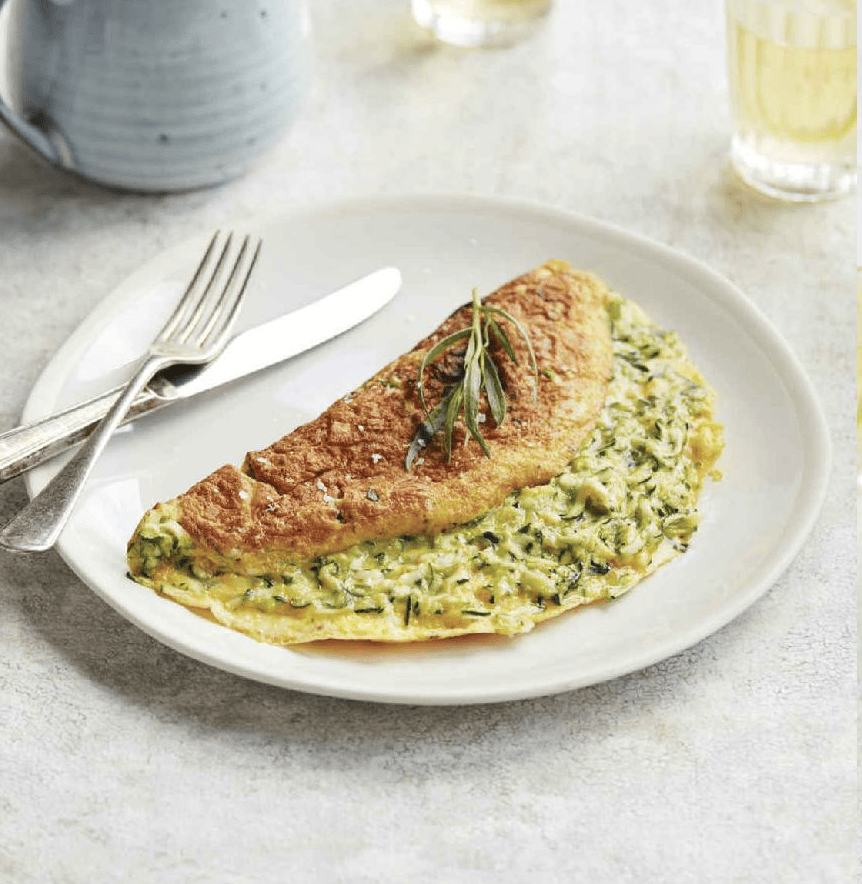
21,192,832,704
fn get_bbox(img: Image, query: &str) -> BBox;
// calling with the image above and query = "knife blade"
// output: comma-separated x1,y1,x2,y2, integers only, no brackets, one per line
0,267,402,484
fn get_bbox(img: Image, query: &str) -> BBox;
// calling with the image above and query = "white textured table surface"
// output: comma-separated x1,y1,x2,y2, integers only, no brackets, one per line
0,2,855,882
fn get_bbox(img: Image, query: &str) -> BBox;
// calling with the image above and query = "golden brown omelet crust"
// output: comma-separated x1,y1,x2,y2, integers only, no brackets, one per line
175,262,613,561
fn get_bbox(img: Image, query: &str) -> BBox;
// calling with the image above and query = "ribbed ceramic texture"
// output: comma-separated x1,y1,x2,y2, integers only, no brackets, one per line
4,0,311,191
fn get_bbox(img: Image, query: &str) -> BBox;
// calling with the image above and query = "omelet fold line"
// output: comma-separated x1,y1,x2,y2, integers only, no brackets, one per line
145,261,614,564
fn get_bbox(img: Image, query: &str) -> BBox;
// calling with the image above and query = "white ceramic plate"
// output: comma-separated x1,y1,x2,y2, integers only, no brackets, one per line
23,195,830,705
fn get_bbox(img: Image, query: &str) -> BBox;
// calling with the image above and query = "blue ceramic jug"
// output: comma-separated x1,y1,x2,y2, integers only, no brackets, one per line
0,0,312,191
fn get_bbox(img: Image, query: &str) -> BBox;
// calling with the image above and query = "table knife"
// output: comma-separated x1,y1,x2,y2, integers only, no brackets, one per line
0,267,402,484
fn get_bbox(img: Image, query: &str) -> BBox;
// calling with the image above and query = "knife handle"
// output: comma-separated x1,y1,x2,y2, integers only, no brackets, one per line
0,387,165,484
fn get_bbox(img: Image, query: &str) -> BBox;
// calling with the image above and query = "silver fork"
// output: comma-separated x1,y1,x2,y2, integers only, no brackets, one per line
0,230,261,553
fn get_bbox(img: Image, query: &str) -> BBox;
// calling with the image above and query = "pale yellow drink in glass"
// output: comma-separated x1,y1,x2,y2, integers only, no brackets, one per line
857,270,861,465
726,0,857,200
412,0,552,47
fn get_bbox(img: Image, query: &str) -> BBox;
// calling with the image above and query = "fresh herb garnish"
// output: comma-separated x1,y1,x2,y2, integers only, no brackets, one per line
405,287,537,470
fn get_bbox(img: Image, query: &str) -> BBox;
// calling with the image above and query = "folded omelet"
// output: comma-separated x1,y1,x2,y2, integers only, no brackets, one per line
128,261,723,643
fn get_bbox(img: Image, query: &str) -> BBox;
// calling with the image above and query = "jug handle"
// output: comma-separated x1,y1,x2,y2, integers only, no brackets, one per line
0,0,63,166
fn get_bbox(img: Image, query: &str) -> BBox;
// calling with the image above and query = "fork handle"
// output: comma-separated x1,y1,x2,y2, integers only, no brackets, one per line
0,355,170,553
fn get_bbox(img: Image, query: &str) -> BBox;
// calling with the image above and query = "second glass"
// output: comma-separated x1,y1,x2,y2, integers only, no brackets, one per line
411,0,552,48
725,0,857,201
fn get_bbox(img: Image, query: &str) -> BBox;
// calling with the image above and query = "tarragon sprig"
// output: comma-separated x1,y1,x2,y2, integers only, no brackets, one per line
405,288,537,470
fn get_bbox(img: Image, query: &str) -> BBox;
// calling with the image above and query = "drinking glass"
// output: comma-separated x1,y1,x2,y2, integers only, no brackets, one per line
411,0,552,48
725,0,856,201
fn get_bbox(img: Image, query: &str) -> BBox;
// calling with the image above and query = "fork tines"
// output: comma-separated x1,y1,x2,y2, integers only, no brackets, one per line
159,230,262,350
